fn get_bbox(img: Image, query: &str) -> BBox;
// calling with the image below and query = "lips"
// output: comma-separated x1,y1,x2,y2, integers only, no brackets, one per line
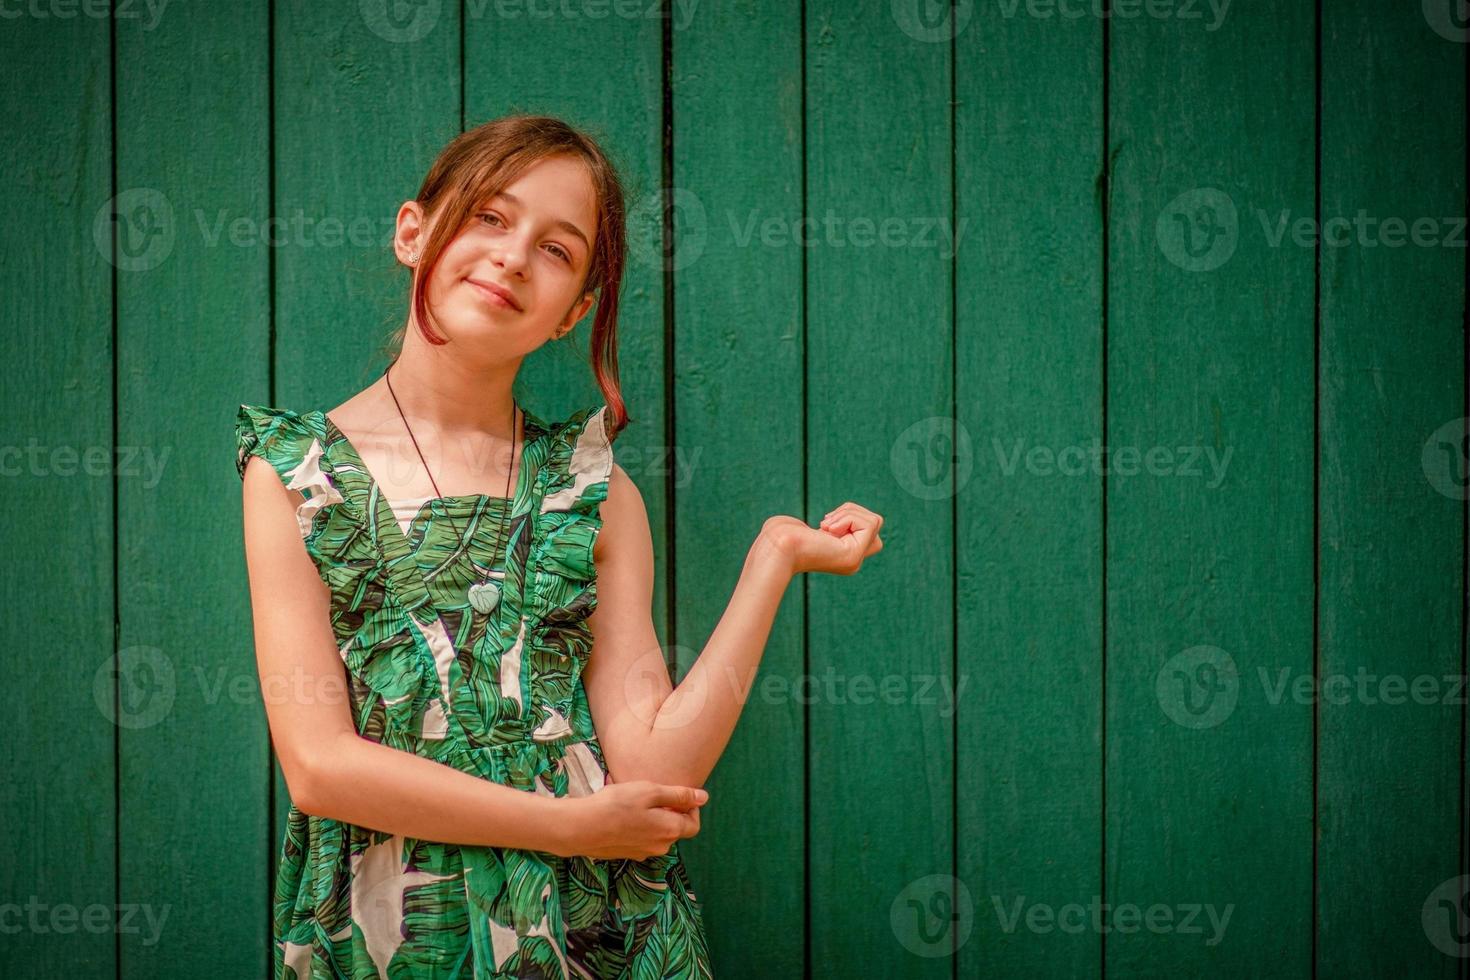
467,277,523,312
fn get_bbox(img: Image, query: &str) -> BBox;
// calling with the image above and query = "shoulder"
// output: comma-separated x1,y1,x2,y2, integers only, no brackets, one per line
603,460,641,513
531,402,641,562
542,402,614,455
236,404,343,538
593,461,648,565
236,406,337,599
538,402,615,507
235,403,321,483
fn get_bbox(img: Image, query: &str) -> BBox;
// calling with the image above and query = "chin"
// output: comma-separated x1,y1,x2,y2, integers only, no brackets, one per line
444,311,540,349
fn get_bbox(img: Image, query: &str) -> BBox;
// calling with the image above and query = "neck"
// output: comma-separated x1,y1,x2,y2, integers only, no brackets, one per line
378,331,522,439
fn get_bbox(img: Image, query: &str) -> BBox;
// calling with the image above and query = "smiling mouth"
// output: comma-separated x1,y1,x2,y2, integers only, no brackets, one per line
467,278,523,312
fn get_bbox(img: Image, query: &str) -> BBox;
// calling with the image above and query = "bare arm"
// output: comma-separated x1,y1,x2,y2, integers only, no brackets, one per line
581,464,797,789
241,454,707,859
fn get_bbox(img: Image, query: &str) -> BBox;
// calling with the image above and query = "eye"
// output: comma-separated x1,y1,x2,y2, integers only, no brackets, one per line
479,210,572,263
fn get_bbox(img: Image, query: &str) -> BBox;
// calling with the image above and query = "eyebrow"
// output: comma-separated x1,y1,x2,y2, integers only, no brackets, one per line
492,191,592,252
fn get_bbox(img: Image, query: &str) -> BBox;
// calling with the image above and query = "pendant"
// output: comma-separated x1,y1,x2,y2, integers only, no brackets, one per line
468,581,501,614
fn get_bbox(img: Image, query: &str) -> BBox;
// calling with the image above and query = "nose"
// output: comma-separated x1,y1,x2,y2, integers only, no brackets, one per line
491,232,532,278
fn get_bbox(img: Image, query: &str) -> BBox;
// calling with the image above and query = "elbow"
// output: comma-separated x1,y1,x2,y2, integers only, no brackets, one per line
607,757,707,792
278,746,332,816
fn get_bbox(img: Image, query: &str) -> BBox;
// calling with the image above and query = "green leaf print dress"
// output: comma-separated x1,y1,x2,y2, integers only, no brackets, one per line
235,402,713,980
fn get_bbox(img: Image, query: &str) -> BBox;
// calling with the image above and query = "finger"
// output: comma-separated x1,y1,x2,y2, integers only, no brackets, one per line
676,809,701,838
823,514,855,534
661,809,698,841
819,503,856,527
648,784,709,810
823,506,870,531
826,509,878,535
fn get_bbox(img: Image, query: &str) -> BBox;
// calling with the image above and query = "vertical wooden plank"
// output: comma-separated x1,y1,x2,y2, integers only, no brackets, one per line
956,4,1103,976
116,2,271,976
273,0,462,848
1108,2,1315,974
0,8,115,978
1318,2,1466,974
276,0,462,399
465,1,669,632
806,1,953,973
672,3,806,974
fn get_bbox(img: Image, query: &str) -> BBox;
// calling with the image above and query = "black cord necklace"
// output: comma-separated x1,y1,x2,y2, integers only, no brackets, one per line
384,363,518,615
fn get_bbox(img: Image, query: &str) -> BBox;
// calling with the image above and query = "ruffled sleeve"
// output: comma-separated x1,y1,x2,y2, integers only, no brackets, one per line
235,403,346,538
529,404,614,626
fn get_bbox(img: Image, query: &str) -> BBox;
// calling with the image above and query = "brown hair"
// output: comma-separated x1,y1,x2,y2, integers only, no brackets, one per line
389,114,631,438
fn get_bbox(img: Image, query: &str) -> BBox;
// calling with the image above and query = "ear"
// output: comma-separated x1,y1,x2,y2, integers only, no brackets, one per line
558,291,597,338
393,200,427,267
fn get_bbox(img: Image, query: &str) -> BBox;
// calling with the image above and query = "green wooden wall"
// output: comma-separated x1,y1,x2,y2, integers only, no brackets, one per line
2,0,1465,977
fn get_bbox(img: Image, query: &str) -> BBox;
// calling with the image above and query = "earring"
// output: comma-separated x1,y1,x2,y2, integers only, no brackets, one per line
407,250,420,263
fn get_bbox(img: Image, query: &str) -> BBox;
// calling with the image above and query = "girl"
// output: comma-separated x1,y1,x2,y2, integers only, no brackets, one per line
236,114,883,979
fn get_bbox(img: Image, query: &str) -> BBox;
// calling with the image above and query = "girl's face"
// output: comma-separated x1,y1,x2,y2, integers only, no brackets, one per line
408,154,599,357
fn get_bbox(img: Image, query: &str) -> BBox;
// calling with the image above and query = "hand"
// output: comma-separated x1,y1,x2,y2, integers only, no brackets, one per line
554,781,707,860
763,502,884,576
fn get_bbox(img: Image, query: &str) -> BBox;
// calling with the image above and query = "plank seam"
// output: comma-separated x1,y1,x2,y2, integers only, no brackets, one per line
1099,4,1111,979
1311,0,1322,975
265,1,279,975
